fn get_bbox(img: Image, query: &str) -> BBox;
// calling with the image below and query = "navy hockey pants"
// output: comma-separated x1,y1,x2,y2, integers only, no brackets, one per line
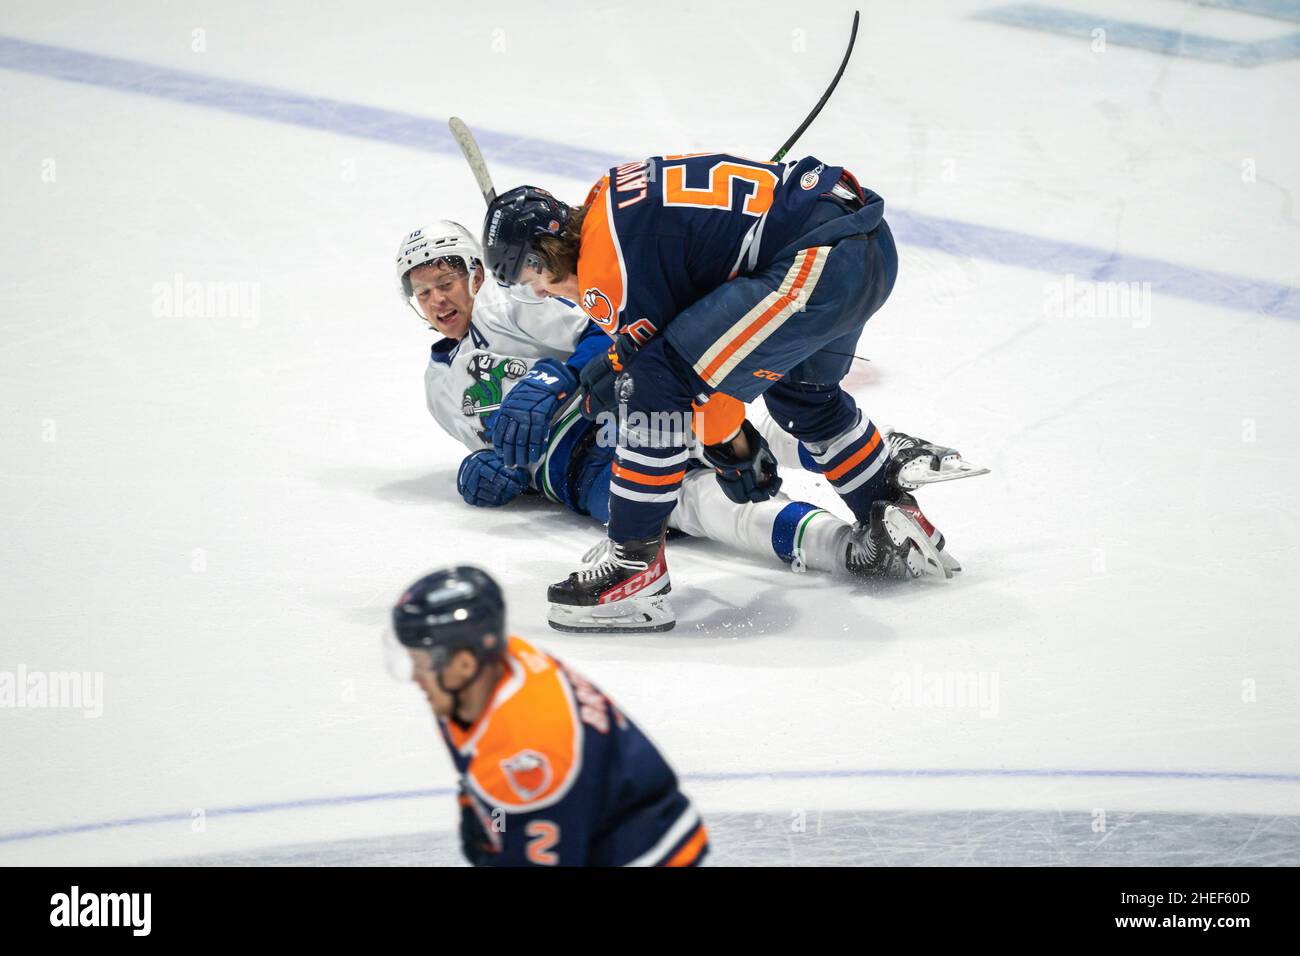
607,201,899,542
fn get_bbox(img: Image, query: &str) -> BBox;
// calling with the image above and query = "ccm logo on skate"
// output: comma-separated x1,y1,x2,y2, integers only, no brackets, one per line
753,369,784,381
899,504,936,537
599,558,665,604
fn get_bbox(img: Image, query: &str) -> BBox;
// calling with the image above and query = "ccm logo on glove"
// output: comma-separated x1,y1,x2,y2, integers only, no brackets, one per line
489,359,577,469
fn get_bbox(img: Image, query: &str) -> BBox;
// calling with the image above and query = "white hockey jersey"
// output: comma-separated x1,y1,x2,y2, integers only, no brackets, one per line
417,283,859,575
424,282,592,452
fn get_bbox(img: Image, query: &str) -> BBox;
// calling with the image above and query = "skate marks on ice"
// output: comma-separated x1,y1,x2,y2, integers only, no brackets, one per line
703,809,1300,866
152,832,467,867
151,809,1300,866
626,548,915,644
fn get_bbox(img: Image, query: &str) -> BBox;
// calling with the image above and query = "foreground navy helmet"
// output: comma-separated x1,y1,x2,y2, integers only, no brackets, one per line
392,566,506,668
481,186,570,284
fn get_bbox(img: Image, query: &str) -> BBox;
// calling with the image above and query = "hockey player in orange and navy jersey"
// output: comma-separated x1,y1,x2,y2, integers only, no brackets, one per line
385,565,708,866
479,154,983,631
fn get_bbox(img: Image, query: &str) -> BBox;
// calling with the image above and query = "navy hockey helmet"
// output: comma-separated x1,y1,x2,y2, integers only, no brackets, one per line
391,566,507,671
481,186,571,284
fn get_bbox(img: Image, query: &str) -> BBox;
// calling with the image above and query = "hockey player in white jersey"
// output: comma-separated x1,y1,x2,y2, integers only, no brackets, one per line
397,223,951,631
396,221,602,450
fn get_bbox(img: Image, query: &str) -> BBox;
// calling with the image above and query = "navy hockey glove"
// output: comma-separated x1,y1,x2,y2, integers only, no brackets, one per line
458,788,498,867
702,419,784,504
457,449,529,507
578,331,639,421
489,359,577,469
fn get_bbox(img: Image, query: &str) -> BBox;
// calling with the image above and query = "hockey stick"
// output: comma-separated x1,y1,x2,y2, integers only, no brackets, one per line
454,12,858,197
449,116,497,204
772,11,865,365
770,11,860,164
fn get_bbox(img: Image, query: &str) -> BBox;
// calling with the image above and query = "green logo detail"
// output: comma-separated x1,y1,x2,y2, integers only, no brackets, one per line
461,355,528,425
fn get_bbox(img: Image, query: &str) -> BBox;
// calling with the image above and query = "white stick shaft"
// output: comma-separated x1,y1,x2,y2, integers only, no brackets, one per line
448,117,497,204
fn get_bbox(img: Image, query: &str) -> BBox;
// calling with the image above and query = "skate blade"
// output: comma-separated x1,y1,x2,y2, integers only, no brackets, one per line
883,507,951,580
547,595,676,633
897,456,990,488
928,528,962,574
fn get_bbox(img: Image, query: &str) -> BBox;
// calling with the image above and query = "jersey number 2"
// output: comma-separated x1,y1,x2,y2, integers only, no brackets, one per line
525,821,560,866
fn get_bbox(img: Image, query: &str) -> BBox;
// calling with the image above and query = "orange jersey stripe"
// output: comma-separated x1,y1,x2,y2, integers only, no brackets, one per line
663,824,709,867
612,464,687,487
576,178,625,334
699,248,819,383
822,428,882,482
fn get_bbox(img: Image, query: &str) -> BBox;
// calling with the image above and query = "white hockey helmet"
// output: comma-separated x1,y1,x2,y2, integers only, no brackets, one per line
394,221,484,302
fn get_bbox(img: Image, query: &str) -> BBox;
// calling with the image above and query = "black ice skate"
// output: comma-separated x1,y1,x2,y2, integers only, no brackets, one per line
845,495,956,580
885,431,989,492
547,534,675,633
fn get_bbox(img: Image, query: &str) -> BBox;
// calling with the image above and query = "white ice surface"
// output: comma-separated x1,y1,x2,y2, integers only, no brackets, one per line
0,0,1297,865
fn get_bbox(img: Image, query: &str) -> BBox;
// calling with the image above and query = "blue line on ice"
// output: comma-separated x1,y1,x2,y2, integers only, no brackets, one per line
1,34,1296,320
977,3,1300,67
2,767,1297,846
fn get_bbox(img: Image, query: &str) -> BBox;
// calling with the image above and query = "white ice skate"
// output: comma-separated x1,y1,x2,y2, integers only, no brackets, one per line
885,431,989,491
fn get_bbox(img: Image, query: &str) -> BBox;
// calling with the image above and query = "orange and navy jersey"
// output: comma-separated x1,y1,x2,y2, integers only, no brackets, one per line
438,635,708,867
576,153,842,342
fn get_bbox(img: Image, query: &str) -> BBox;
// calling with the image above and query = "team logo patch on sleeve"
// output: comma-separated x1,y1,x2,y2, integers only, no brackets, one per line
800,163,826,190
500,750,554,801
581,287,615,330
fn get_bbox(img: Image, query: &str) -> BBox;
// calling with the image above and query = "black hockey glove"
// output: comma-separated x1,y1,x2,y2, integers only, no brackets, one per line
702,419,783,504
578,331,639,420
458,788,498,867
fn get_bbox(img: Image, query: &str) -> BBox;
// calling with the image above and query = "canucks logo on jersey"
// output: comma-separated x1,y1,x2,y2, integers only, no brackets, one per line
461,354,528,426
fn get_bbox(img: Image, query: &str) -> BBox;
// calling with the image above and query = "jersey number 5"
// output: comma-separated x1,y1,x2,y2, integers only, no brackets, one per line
525,821,560,866
662,160,778,218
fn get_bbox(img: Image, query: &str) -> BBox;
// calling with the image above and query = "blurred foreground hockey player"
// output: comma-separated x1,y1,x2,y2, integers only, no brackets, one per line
480,159,986,631
396,224,941,631
384,565,708,866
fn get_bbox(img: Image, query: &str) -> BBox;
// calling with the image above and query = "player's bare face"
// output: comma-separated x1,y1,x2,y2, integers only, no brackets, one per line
408,647,490,720
409,260,482,339
517,263,580,303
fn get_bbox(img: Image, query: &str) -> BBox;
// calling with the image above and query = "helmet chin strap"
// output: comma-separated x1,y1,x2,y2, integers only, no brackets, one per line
437,656,485,724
